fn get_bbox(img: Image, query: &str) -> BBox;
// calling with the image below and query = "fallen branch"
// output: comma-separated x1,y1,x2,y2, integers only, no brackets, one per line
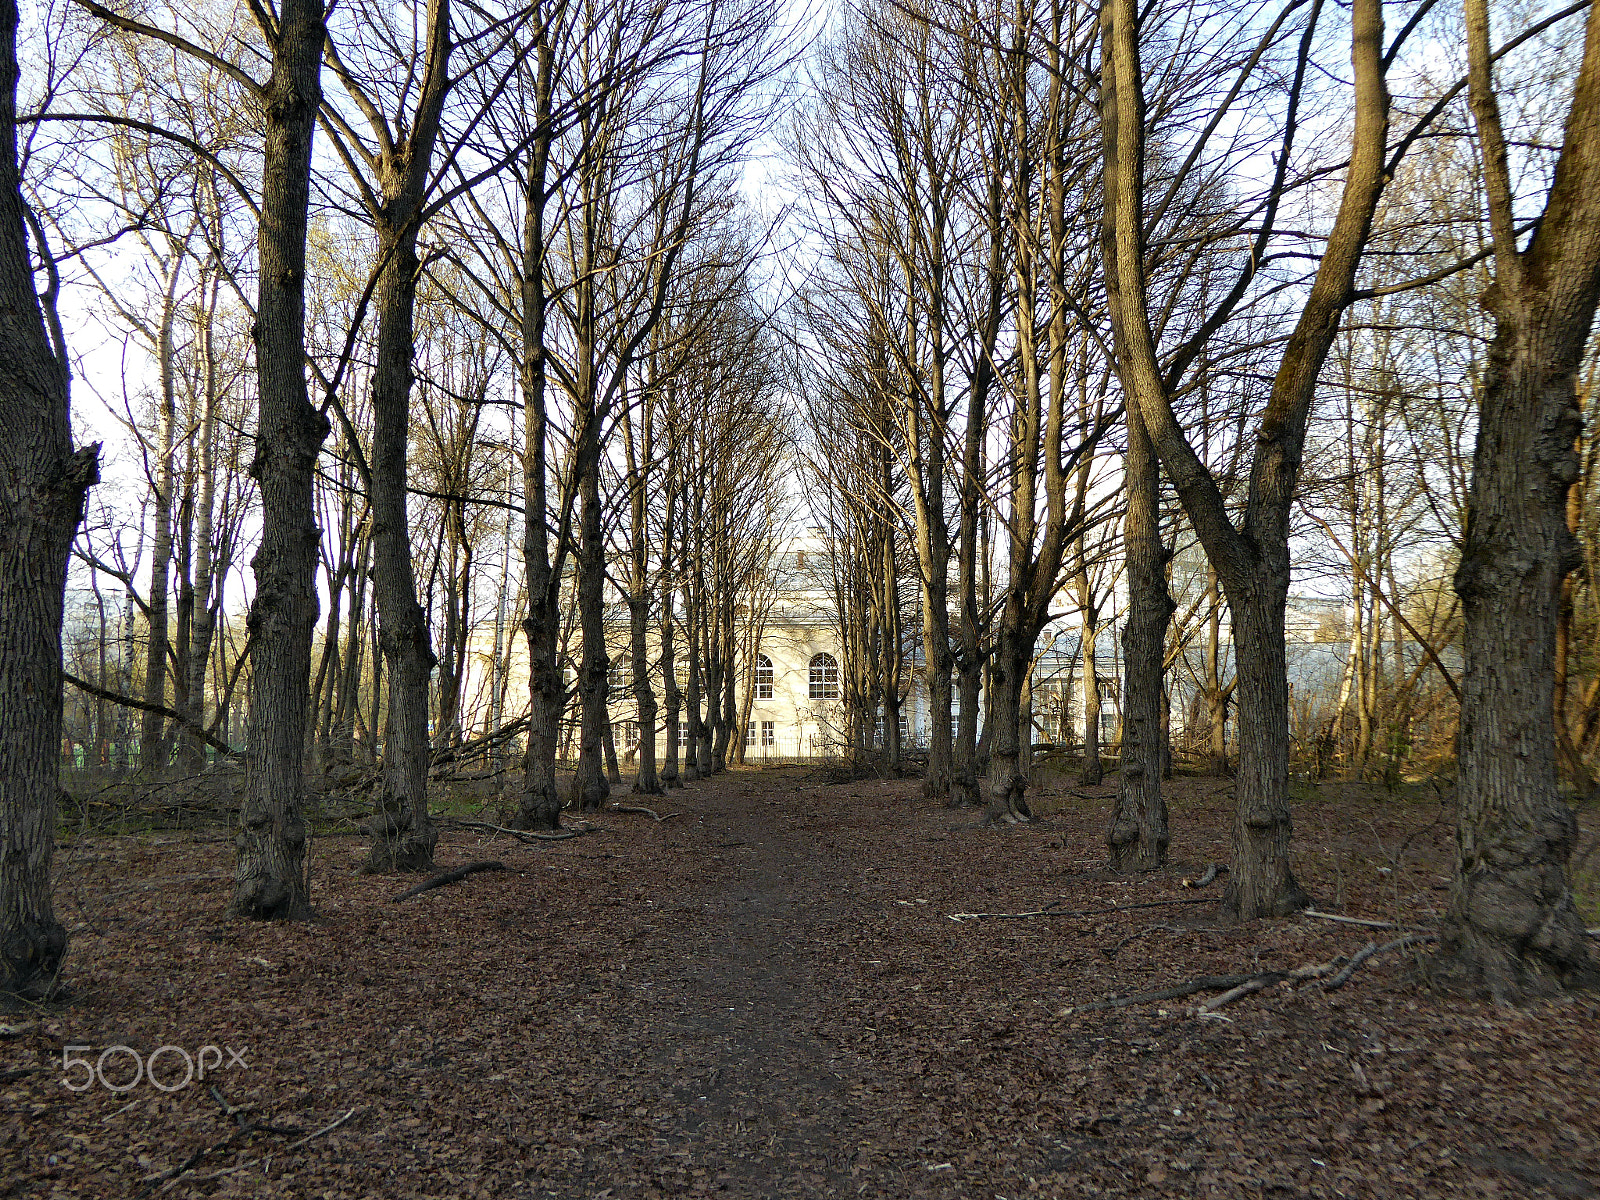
286,1106,361,1150
163,1106,363,1190
390,861,504,903
430,717,530,768
1587,927,1599,938
1099,925,1182,958
1063,974,1256,1015
63,671,240,759
951,897,1214,922
1198,972,1288,1012
1302,909,1415,931
606,803,681,822
209,1086,305,1137
1324,932,1437,990
139,1130,243,1197
98,873,228,902
441,818,591,843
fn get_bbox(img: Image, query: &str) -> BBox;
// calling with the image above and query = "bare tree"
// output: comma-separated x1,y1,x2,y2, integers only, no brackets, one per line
1100,0,1395,916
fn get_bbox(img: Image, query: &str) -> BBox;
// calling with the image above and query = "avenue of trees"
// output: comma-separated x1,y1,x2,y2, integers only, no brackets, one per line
0,0,1596,1003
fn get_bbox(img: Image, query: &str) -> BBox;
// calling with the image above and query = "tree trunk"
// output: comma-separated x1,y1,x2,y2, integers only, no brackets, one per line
1108,405,1172,871
364,224,439,874
659,480,682,790
140,256,185,775
1100,0,1389,919
631,590,661,794
602,715,621,786
951,666,981,807
1447,343,1596,989
984,622,1033,824
880,521,903,776
180,272,220,772
230,0,329,920
571,461,610,812
516,592,564,831
1437,0,1600,996
0,0,97,993
1224,586,1311,918
1079,596,1102,785
510,37,564,833
1203,575,1231,777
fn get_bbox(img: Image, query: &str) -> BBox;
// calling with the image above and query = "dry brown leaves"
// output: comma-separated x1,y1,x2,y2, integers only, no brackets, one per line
3,771,1597,1198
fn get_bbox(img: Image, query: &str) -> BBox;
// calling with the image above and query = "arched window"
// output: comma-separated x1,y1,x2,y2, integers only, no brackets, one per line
607,652,629,689
755,653,774,700
809,652,839,700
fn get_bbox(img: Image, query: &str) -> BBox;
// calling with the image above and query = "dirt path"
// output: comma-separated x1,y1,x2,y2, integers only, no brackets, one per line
6,770,1600,1198
641,786,870,1193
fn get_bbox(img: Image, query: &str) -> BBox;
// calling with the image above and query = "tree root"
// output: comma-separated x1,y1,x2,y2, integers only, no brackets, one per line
389,861,504,902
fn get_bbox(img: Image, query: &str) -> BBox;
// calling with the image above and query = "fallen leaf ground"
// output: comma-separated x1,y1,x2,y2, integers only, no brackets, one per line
5,768,1599,1198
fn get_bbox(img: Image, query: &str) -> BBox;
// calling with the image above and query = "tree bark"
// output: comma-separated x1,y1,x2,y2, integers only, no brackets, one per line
364,224,439,873
180,267,221,772
140,255,184,775
1078,581,1103,785
0,0,97,994
1441,0,1600,994
231,0,329,920
1107,404,1172,870
511,29,564,833
571,458,610,812
660,470,683,790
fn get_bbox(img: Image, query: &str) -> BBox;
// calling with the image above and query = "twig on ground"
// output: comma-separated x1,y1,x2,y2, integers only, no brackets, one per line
441,818,591,843
1302,909,1416,930
97,874,229,902
951,898,1214,922
390,861,505,902
1099,925,1181,958
1586,927,1599,938
1324,932,1437,990
1062,975,1256,1015
1198,972,1289,1012
209,1086,304,1136
1203,958,1347,1010
286,1107,361,1150
1069,956,1353,1018
160,1106,363,1190
606,803,681,821
139,1130,243,1196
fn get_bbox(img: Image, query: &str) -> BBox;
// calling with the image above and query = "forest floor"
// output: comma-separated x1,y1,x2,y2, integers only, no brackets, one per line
4,768,1600,1199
